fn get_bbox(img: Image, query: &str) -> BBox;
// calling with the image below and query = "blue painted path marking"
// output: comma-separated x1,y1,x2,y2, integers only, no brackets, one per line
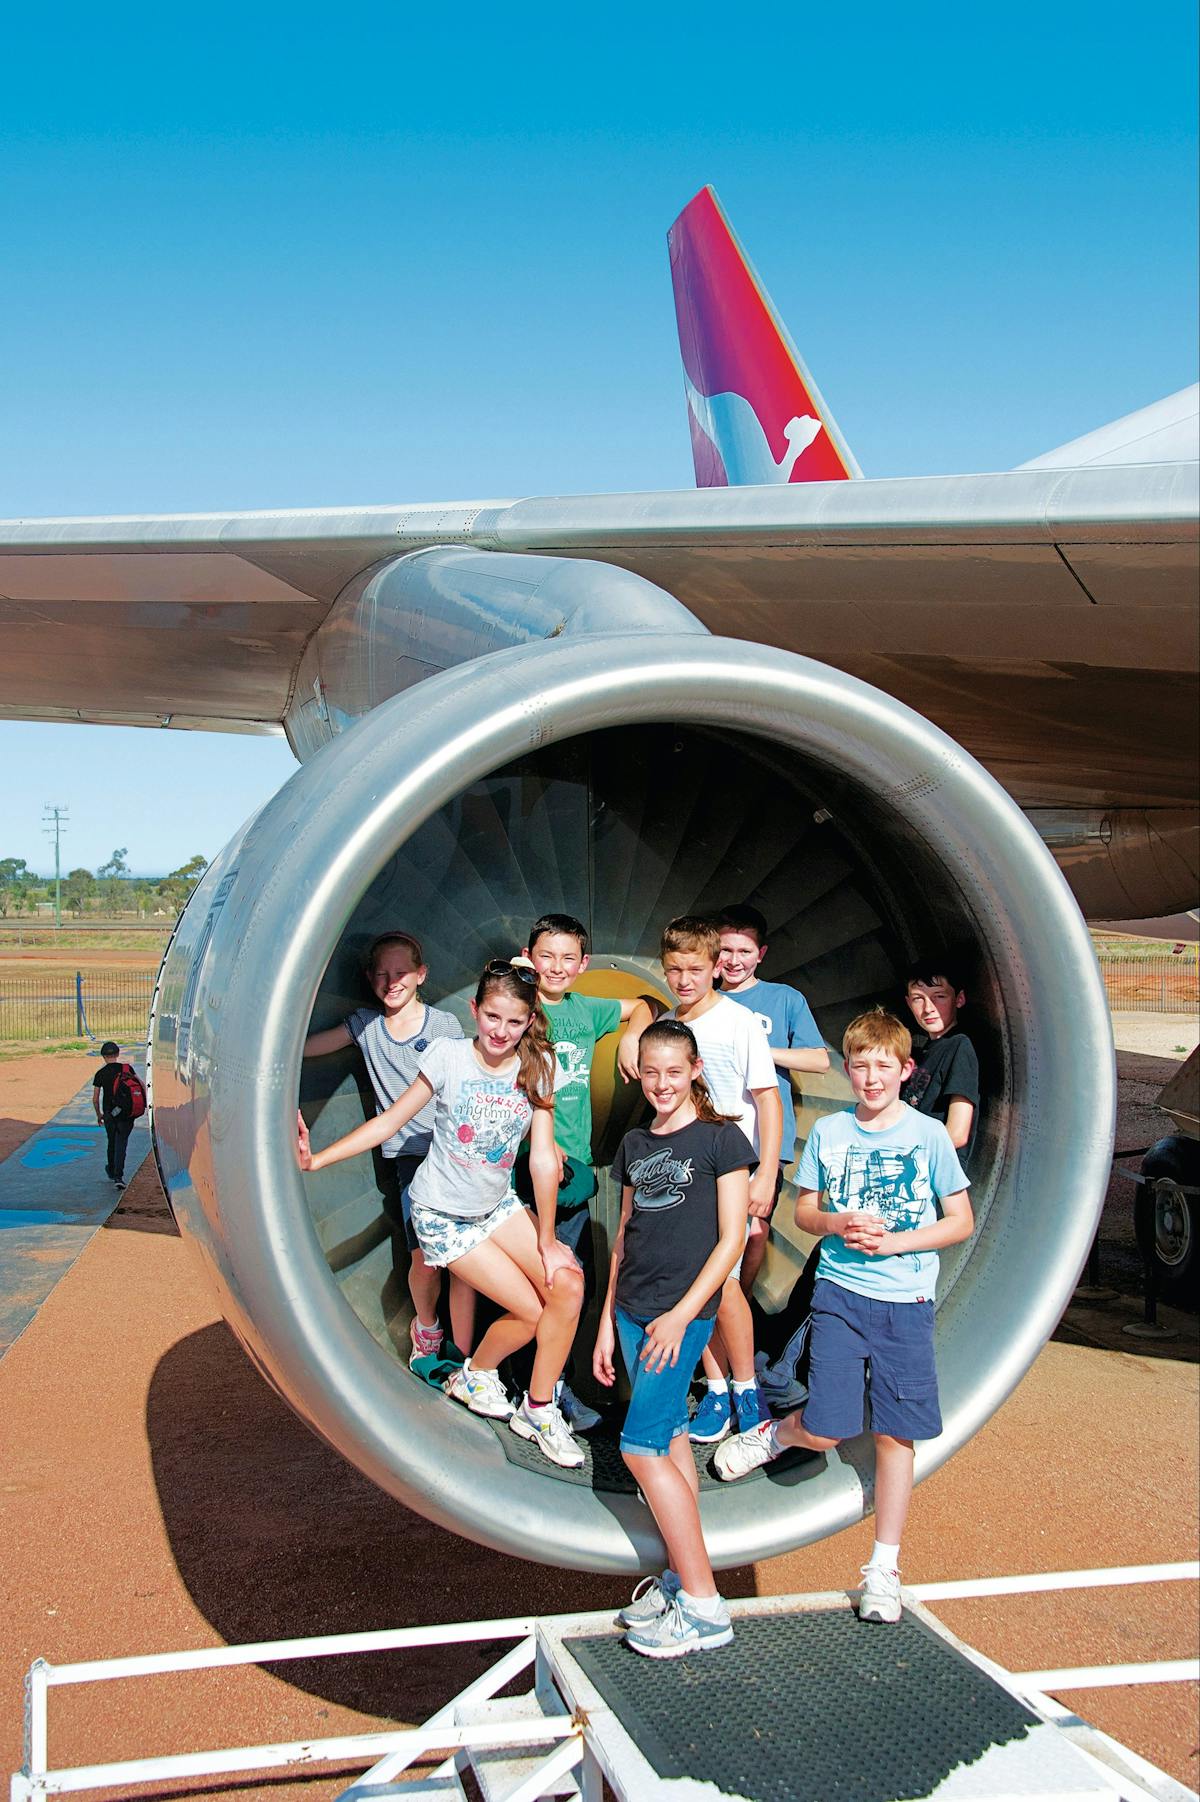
0,1073,152,1355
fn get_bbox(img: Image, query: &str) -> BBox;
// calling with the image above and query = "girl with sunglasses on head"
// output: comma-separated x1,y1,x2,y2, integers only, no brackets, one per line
593,1018,754,1657
298,960,586,1468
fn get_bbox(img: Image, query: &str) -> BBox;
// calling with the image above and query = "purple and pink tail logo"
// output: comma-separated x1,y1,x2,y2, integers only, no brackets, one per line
668,186,860,488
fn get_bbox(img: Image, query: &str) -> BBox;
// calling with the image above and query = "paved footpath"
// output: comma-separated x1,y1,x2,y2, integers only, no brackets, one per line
0,1074,150,1354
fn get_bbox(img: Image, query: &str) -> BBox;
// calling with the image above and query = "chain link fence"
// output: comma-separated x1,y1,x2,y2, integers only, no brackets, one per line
1095,947,1199,1014
0,952,1194,1043
0,970,156,1043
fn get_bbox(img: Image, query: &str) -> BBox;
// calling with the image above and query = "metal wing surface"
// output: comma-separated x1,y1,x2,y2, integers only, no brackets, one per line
0,459,1196,812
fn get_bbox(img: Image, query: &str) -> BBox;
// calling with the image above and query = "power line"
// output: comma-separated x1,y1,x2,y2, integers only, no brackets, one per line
42,804,68,929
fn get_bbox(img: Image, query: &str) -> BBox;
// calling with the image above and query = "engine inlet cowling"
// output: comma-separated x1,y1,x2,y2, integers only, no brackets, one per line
150,631,1114,1572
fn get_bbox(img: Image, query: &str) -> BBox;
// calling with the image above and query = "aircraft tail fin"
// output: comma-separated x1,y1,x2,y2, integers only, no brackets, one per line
667,186,860,486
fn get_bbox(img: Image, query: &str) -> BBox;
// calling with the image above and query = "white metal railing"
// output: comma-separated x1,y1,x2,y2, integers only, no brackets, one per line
10,1565,1199,1802
907,1560,1200,1700
11,1616,573,1802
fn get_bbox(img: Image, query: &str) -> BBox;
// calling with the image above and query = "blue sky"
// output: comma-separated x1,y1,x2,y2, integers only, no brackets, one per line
3,3,1196,873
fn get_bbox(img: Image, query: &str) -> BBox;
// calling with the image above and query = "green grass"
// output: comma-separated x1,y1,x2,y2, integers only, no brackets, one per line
0,1038,95,1062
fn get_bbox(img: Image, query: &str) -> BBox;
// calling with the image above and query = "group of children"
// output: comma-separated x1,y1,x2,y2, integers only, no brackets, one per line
296,909,980,1659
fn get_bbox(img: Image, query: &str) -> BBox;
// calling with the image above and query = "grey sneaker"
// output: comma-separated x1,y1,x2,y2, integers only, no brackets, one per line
759,1362,809,1411
555,1378,601,1432
617,1570,680,1628
445,1362,513,1419
713,1419,780,1481
509,1397,585,1468
858,1564,902,1624
624,1595,733,1659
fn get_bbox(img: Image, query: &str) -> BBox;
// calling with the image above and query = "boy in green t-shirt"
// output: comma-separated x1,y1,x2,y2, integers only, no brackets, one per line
516,912,660,1429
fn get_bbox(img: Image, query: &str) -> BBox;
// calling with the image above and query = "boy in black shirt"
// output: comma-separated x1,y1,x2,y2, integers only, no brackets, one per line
901,961,980,1163
92,1040,134,1188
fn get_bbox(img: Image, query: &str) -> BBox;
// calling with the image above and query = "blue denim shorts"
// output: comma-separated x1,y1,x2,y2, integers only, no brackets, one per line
615,1307,715,1456
803,1279,942,1442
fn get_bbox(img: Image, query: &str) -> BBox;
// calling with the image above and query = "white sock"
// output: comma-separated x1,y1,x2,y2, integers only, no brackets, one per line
730,1378,757,1395
680,1588,729,1622
414,1315,439,1333
869,1540,901,1570
705,1378,730,1395
523,1392,553,1413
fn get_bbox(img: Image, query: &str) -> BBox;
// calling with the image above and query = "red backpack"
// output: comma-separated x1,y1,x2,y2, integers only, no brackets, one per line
112,1063,147,1120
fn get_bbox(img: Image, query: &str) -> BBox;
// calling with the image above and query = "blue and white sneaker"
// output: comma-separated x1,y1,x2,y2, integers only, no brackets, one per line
687,1389,732,1443
733,1384,769,1433
617,1570,680,1628
623,1595,734,1659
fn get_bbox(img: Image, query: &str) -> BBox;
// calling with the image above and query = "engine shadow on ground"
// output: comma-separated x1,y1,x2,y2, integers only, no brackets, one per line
0,1114,45,1161
145,1320,761,1720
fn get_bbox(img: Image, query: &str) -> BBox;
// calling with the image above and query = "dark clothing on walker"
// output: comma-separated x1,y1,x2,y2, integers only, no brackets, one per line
93,1063,134,1182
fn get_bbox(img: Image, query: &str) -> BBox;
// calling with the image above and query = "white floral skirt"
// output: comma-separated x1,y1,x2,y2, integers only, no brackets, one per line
408,1192,526,1267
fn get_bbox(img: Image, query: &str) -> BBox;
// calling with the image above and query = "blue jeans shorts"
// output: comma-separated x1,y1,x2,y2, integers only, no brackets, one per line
615,1307,715,1456
803,1279,942,1443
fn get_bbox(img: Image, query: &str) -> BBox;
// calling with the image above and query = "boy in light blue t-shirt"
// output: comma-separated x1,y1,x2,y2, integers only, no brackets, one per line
713,1007,972,1627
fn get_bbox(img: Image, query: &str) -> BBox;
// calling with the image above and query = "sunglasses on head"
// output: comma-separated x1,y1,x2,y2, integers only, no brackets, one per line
483,958,539,987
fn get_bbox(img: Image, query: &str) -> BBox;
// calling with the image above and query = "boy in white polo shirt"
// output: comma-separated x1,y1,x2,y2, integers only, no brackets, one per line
717,903,829,1289
658,915,782,1444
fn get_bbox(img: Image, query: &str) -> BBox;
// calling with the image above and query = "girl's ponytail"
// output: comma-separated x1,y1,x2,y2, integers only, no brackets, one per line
691,1069,734,1125
515,1000,556,1109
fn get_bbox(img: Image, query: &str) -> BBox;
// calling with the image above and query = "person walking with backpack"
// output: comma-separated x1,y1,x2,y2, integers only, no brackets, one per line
92,1040,145,1189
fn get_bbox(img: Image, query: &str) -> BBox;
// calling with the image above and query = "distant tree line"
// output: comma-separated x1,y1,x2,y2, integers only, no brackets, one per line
0,851,209,919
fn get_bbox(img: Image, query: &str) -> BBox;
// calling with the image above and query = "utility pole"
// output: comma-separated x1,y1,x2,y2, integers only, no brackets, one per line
42,804,68,929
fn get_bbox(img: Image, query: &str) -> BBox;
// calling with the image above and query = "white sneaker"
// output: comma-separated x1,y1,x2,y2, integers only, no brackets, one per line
408,1318,444,1368
623,1595,733,1659
618,1571,680,1628
444,1361,513,1419
713,1420,780,1481
555,1378,601,1432
509,1396,585,1468
858,1564,902,1624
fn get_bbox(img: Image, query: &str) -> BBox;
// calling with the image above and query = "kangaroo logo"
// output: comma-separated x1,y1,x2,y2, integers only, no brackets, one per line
684,373,824,485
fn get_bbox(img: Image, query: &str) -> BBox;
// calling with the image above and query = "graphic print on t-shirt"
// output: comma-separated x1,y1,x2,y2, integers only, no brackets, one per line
451,1078,530,1171
827,1144,930,1234
903,1063,934,1106
626,1146,695,1210
554,1038,591,1095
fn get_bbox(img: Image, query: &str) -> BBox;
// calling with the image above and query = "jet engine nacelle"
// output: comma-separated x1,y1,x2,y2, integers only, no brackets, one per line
149,552,1114,1573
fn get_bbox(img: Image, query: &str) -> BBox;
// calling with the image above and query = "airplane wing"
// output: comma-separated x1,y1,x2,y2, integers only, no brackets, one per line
0,461,1195,816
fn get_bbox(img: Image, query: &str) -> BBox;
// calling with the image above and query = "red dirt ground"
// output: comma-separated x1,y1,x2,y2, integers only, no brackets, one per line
0,1055,1197,1800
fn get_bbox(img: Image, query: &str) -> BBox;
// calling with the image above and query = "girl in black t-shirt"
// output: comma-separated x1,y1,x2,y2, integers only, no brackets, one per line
594,1019,754,1658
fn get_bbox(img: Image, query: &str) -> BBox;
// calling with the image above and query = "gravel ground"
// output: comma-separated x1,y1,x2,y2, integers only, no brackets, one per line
0,1042,1196,1799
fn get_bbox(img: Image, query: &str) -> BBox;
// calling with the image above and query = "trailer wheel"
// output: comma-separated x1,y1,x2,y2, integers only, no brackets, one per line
1135,1136,1198,1308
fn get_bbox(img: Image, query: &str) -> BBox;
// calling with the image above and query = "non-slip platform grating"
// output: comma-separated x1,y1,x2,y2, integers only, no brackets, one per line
564,1608,1042,1802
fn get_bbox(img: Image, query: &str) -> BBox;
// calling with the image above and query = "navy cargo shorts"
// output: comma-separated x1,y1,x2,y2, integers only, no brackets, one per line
803,1278,942,1442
